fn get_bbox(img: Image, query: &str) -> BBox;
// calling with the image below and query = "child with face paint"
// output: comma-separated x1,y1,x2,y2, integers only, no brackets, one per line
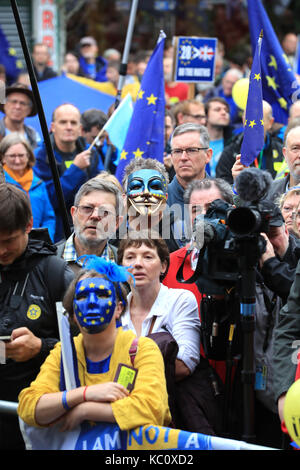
18,256,171,433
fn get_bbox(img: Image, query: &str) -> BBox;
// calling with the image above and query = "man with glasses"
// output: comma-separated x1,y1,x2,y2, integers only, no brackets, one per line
166,123,212,247
56,177,124,273
173,99,207,126
0,83,41,148
167,123,212,212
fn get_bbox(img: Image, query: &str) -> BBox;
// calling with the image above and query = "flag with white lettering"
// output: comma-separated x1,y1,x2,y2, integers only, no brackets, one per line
174,36,217,83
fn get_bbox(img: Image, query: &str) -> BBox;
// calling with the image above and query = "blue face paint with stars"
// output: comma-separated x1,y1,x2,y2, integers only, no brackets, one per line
73,277,116,334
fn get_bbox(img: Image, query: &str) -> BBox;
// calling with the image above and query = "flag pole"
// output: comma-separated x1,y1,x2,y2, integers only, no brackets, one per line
10,0,71,239
115,0,139,107
101,0,139,172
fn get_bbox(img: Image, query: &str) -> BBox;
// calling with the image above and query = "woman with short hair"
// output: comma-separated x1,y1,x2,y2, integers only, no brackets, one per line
118,234,201,381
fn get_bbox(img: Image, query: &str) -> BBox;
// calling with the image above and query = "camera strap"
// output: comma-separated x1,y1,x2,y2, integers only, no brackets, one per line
176,246,206,284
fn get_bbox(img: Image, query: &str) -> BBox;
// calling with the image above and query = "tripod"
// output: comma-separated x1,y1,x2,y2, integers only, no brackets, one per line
235,235,265,443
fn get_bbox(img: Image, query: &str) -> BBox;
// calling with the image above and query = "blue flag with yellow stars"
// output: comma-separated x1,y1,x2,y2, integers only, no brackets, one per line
0,25,23,83
115,31,166,182
240,31,264,167
248,0,300,125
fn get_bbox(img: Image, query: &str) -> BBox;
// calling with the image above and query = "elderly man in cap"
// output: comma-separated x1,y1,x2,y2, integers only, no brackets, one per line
0,83,40,148
78,36,108,82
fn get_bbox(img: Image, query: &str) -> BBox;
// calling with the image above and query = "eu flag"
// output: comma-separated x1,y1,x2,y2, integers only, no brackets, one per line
240,32,264,167
115,31,166,182
0,25,23,83
248,0,300,125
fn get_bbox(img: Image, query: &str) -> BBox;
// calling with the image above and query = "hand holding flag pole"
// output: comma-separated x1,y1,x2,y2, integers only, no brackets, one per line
87,129,105,152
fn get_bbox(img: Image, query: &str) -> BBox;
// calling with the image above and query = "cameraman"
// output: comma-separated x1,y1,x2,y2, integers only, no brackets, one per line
259,211,300,304
163,177,234,384
163,177,234,310
232,153,300,304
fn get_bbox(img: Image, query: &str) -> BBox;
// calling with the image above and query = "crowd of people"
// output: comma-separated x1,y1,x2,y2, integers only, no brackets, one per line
1,30,300,451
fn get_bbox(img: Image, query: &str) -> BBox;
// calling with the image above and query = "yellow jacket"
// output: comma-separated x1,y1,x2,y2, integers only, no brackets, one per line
18,328,171,430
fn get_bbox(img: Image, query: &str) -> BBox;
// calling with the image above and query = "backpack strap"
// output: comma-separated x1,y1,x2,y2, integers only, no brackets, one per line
45,254,68,305
129,337,139,366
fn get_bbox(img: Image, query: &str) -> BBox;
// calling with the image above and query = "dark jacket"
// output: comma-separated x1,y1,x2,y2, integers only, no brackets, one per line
34,134,104,241
273,257,300,402
0,230,74,402
216,132,284,185
167,173,210,211
267,174,290,204
33,65,57,82
261,234,300,304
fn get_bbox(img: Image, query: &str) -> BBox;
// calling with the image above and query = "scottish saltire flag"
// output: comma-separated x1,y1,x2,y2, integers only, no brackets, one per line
115,31,166,182
240,32,264,167
102,93,133,151
248,0,300,124
0,25,23,83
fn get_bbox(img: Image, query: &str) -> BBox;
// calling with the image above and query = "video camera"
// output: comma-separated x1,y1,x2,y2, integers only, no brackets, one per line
191,168,276,295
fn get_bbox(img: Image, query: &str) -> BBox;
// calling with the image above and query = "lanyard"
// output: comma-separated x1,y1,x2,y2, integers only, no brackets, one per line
254,149,264,169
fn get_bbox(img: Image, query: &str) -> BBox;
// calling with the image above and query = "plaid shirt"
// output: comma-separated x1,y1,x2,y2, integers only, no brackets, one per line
62,233,115,266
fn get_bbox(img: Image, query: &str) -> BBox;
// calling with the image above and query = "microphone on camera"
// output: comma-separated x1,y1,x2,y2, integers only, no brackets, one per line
235,168,273,202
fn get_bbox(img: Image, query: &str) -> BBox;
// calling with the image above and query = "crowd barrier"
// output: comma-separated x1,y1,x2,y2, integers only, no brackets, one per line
0,401,279,451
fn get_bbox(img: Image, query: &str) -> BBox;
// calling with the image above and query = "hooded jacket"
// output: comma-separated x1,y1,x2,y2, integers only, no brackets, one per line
0,231,74,402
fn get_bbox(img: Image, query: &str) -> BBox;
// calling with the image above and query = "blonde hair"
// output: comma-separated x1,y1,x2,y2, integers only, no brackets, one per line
278,187,300,210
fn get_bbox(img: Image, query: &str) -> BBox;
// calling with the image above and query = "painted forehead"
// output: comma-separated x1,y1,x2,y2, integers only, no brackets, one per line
75,277,115,294
127,169,167,193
